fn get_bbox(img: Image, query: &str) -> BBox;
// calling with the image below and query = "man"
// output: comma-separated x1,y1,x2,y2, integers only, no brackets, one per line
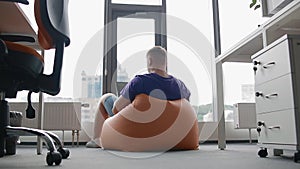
86,46,191,148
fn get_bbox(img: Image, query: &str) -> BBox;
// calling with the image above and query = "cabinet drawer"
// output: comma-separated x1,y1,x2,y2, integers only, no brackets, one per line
257,109,297,145
253,40,291,85
255,74,294,114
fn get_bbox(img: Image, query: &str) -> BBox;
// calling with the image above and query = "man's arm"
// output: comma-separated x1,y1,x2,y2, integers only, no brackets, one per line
112,95,131,114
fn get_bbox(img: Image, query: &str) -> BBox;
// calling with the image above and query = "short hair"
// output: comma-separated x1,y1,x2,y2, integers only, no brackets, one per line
146,46,167,64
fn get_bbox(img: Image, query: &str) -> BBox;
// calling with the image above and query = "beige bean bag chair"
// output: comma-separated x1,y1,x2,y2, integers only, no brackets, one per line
100,94,199,151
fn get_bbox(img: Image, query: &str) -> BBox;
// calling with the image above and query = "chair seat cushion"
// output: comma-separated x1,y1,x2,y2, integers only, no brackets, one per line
3,41,44,77
100,94,199,152
0,41,44,97
5,41,44,62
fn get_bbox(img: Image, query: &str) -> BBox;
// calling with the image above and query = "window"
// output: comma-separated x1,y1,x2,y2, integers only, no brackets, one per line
103,1,166,93
111,0,162,6
218,0,268,52
223,62,255,122
218,1,267,122
16,1,261,125
167,0,214,122
117,18,155,81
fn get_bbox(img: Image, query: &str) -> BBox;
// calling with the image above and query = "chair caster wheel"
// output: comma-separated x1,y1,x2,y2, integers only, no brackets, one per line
294,152,300,163
258,148,268,158
57,148,70,159
46,152,62,166
0,150,4,158
5,136,18,155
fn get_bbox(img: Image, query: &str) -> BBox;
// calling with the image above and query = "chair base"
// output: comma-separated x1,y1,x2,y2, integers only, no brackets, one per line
0,99,70,165
5,135,18,155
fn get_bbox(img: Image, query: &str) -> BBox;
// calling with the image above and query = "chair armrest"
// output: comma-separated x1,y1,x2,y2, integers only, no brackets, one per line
0,39,8,55
38,42,65,96
0,34,35,43
0,0,29,5
0,39,8,65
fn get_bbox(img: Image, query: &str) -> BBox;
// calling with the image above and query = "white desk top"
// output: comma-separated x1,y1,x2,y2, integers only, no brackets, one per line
0,1,39,48
216,0,300,63
0,2,35,35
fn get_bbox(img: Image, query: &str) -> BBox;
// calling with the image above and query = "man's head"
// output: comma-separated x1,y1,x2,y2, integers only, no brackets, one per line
146,46,167,73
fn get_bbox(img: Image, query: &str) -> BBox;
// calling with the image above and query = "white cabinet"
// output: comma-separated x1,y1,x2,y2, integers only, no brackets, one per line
252,34,300,161
253,39,292,85
257,110,297,145
261,0,294,16
255,74,295,113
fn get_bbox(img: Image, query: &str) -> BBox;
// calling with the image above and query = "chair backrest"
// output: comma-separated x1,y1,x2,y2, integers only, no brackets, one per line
33,0,70,95
0,0,70,117
0,0,29,5
34,0,70,50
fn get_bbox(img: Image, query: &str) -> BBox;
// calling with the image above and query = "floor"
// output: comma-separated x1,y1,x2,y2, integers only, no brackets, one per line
0,143,299,169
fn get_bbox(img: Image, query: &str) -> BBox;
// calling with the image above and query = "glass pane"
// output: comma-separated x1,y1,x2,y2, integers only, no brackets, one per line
223,62,255,122
117,17,155,84
167,40,212,122
218,0,268,52
112,0,162,6
69,0,105,140
167,0,214,122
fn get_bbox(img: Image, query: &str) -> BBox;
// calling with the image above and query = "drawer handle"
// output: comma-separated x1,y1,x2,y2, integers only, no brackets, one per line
257,121,265,127
265,93,278,99
253,61,261,74
253,60,261,65
255,92,263,97
268,125,281,130
263,61,276,69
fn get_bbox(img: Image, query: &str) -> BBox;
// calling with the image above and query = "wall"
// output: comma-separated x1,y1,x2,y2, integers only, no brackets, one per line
19,121,257,144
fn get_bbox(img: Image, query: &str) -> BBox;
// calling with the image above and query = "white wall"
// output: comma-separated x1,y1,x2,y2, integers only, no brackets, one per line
19,121,257,144
198,122,257,142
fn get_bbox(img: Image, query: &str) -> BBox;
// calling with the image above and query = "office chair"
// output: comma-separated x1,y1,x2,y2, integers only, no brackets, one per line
0,0,29,5
0,0,70,166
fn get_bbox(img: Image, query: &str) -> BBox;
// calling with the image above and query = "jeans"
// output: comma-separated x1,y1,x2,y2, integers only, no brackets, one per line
103,94,118,117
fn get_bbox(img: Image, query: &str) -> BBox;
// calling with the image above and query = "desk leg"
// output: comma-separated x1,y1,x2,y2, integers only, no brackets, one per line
249,128,252,144
37,136,42,155
72,130,74,147
62,130,65,146
76,130,79,147
214,62,226,150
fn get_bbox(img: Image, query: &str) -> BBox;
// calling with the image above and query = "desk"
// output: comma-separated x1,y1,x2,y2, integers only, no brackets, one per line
214,0,300,149
0,1,38,48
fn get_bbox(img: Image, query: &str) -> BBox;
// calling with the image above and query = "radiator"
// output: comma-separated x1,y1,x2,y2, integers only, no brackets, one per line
8,102,81,131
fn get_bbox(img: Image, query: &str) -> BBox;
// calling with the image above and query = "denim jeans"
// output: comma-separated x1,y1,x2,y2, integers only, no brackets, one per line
103,94,118,117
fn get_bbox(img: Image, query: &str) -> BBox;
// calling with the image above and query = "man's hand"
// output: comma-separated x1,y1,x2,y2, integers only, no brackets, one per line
112,96,131,114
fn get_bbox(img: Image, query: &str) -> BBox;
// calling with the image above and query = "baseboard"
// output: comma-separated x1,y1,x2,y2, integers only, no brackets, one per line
200,140,258,144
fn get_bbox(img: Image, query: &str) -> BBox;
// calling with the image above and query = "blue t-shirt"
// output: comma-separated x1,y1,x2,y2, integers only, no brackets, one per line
120,73,190,102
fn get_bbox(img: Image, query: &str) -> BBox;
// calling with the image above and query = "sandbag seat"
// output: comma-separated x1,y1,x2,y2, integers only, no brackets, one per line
100,94,199,151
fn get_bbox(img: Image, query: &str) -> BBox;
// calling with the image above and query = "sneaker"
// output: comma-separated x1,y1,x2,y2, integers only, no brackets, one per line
86,140,101,148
